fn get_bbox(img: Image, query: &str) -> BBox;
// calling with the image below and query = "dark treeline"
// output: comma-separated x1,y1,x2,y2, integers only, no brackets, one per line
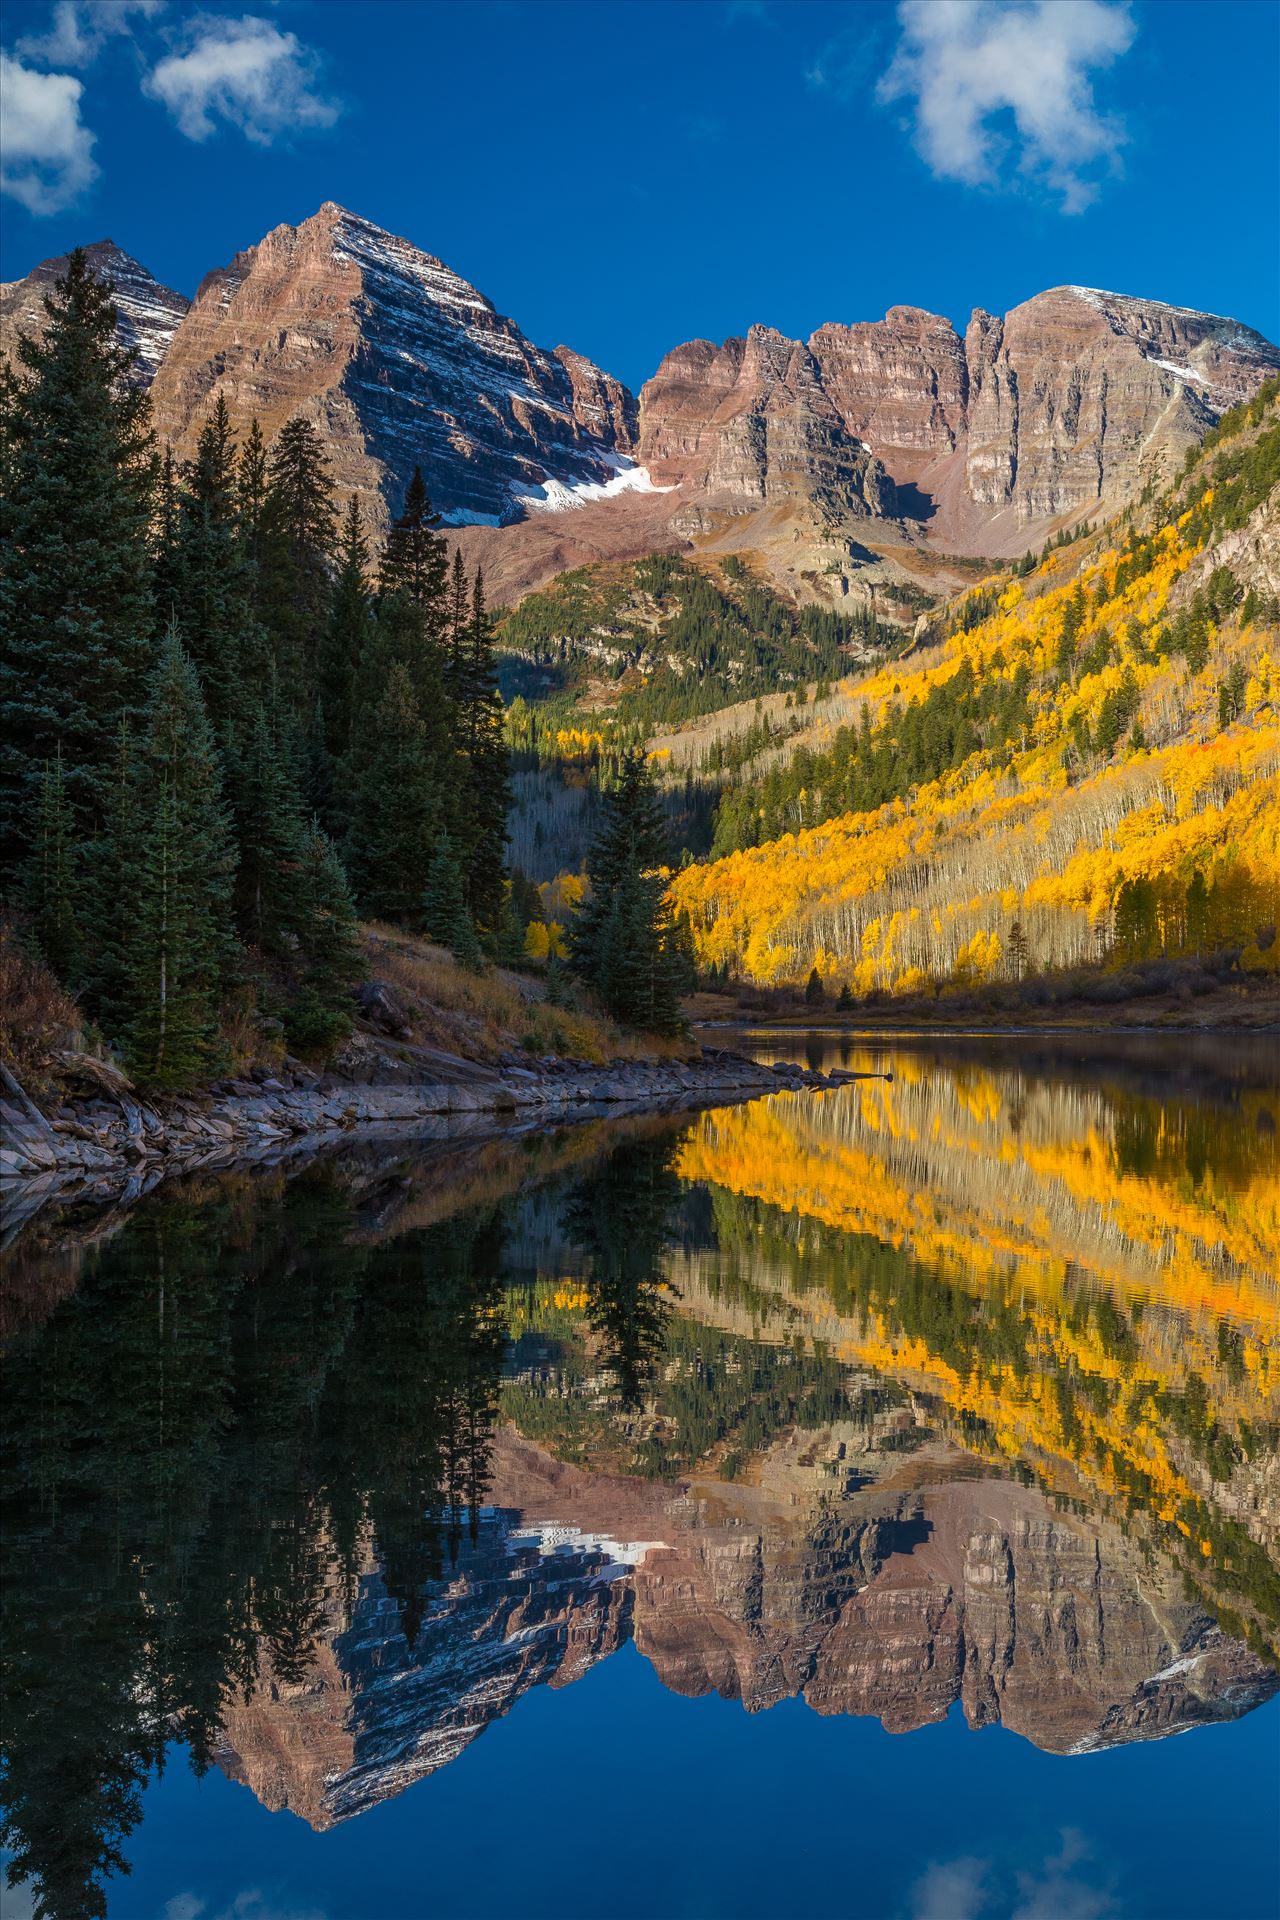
0,252,509,1083
0,1173,507,1920
0,1133,695,1920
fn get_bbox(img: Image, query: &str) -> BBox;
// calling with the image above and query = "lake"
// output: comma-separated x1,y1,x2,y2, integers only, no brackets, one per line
3,1034,1278,1920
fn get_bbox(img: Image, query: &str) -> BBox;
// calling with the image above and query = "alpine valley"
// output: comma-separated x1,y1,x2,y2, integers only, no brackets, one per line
3,174,1280,1920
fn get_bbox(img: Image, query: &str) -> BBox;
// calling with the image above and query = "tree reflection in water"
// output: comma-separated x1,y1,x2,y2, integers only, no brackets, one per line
1,1041,1277,1918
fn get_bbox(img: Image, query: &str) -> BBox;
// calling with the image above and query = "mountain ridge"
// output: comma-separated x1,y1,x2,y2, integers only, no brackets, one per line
3,206,1277,595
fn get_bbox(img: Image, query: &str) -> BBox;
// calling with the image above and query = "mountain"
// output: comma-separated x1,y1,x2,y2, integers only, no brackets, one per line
670,380,1280,991
212,1424,1277,1830
637,287,1280,552
0,238,189,383
147,202,646,530
5,206,1277,590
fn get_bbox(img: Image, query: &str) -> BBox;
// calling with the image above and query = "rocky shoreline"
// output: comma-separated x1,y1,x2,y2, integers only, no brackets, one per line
0,1045,866,1216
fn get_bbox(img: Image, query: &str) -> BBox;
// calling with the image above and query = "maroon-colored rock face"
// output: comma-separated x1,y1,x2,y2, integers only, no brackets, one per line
212,1427,1278,1830
7,208,1277,565
638,285,1279,544
0,239,189,384
146,203,640,531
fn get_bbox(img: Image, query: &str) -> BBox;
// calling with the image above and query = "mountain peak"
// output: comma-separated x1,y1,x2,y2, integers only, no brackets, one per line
0,239,189,383
148,205,640,528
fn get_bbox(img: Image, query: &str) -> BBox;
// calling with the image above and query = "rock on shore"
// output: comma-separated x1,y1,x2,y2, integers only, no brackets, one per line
0,1046,860,1208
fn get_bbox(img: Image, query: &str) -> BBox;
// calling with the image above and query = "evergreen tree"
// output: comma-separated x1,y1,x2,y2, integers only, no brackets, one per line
492,884,530,967
0,249,156,871
300,694,335,825
259,416,336,694
237,415,268,613
153,444,181,623
1185,870,1211,952
422,832,481,967
109,629,238,1083
379,465,447,614
569,750,686,1034
346,663,439,921
1218,657,1248,727
22,745,79,981
544,947,567,1007
804,965,824,1006
445,546,469,697
1113,876,1159,964
174,394,263,733
285,823,363,1052
79,720,137,1020
457,568,510,930
229,688,308,956
319,495,373,760
563,1137,680,1408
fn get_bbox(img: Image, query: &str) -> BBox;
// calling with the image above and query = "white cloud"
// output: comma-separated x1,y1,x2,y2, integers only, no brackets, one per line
0,49,98,213
164,1897,206,1920
163,1891,328,1920
143,14,340,145
910,1857,990,1920
16,1,166,69
877,0,1136,212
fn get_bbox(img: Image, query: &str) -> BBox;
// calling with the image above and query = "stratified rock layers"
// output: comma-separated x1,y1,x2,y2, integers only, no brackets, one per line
147,204,639,529
639,286,1280,542
6,205,1277,555
0,239,189,383
214,1428,1278,1829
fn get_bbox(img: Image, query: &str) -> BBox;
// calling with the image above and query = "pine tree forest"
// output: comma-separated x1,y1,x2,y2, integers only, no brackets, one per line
1,252,513,1083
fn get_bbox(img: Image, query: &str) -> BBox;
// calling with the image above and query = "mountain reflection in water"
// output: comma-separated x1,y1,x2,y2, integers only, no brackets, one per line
1,1037,1277,1917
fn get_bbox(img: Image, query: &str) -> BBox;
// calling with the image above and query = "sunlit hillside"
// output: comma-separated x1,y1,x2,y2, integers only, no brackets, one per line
670,386,1280,989
669,1072,1280,1653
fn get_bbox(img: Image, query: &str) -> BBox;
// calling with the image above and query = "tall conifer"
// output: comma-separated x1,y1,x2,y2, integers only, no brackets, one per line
569,750,685,1034
23,745,79,981
457,568,510,930
285,822,363,1051
320,496,373,760
346,663,439,921
445,547,469,697
0,249,156,869
175,395,262,732
379,465,447,616
259,416,336,695
110,629,238,1084
230,687,308,956
421,831,480,966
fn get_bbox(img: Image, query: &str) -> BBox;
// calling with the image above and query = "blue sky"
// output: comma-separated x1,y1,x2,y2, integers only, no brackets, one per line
2,0,1277,392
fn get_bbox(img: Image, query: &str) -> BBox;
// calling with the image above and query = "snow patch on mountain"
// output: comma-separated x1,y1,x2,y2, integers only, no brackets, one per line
1149,358,1209,387
511,455,676,515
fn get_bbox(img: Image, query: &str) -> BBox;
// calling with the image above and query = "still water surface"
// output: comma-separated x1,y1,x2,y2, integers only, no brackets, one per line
2,1034,1278,1920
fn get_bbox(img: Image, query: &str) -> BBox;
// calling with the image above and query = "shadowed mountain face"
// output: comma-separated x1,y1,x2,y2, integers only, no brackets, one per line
5,211,1277,573
2,1039,1277,1910
0,239,189,383
146,204,644,533
213,1428,1276,1832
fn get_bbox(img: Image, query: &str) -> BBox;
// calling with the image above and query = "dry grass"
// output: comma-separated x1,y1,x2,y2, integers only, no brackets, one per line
361,926,693,1066
0,917,81,1091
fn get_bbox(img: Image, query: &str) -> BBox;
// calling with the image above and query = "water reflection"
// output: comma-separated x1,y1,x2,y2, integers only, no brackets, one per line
1,1041,1277,1916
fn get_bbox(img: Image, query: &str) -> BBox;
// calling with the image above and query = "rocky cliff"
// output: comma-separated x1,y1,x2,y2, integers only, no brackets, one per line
146,203,646,531
213,1425,1277,1829
7,208,1277,576
638,286,1280,550
0,238,188,383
